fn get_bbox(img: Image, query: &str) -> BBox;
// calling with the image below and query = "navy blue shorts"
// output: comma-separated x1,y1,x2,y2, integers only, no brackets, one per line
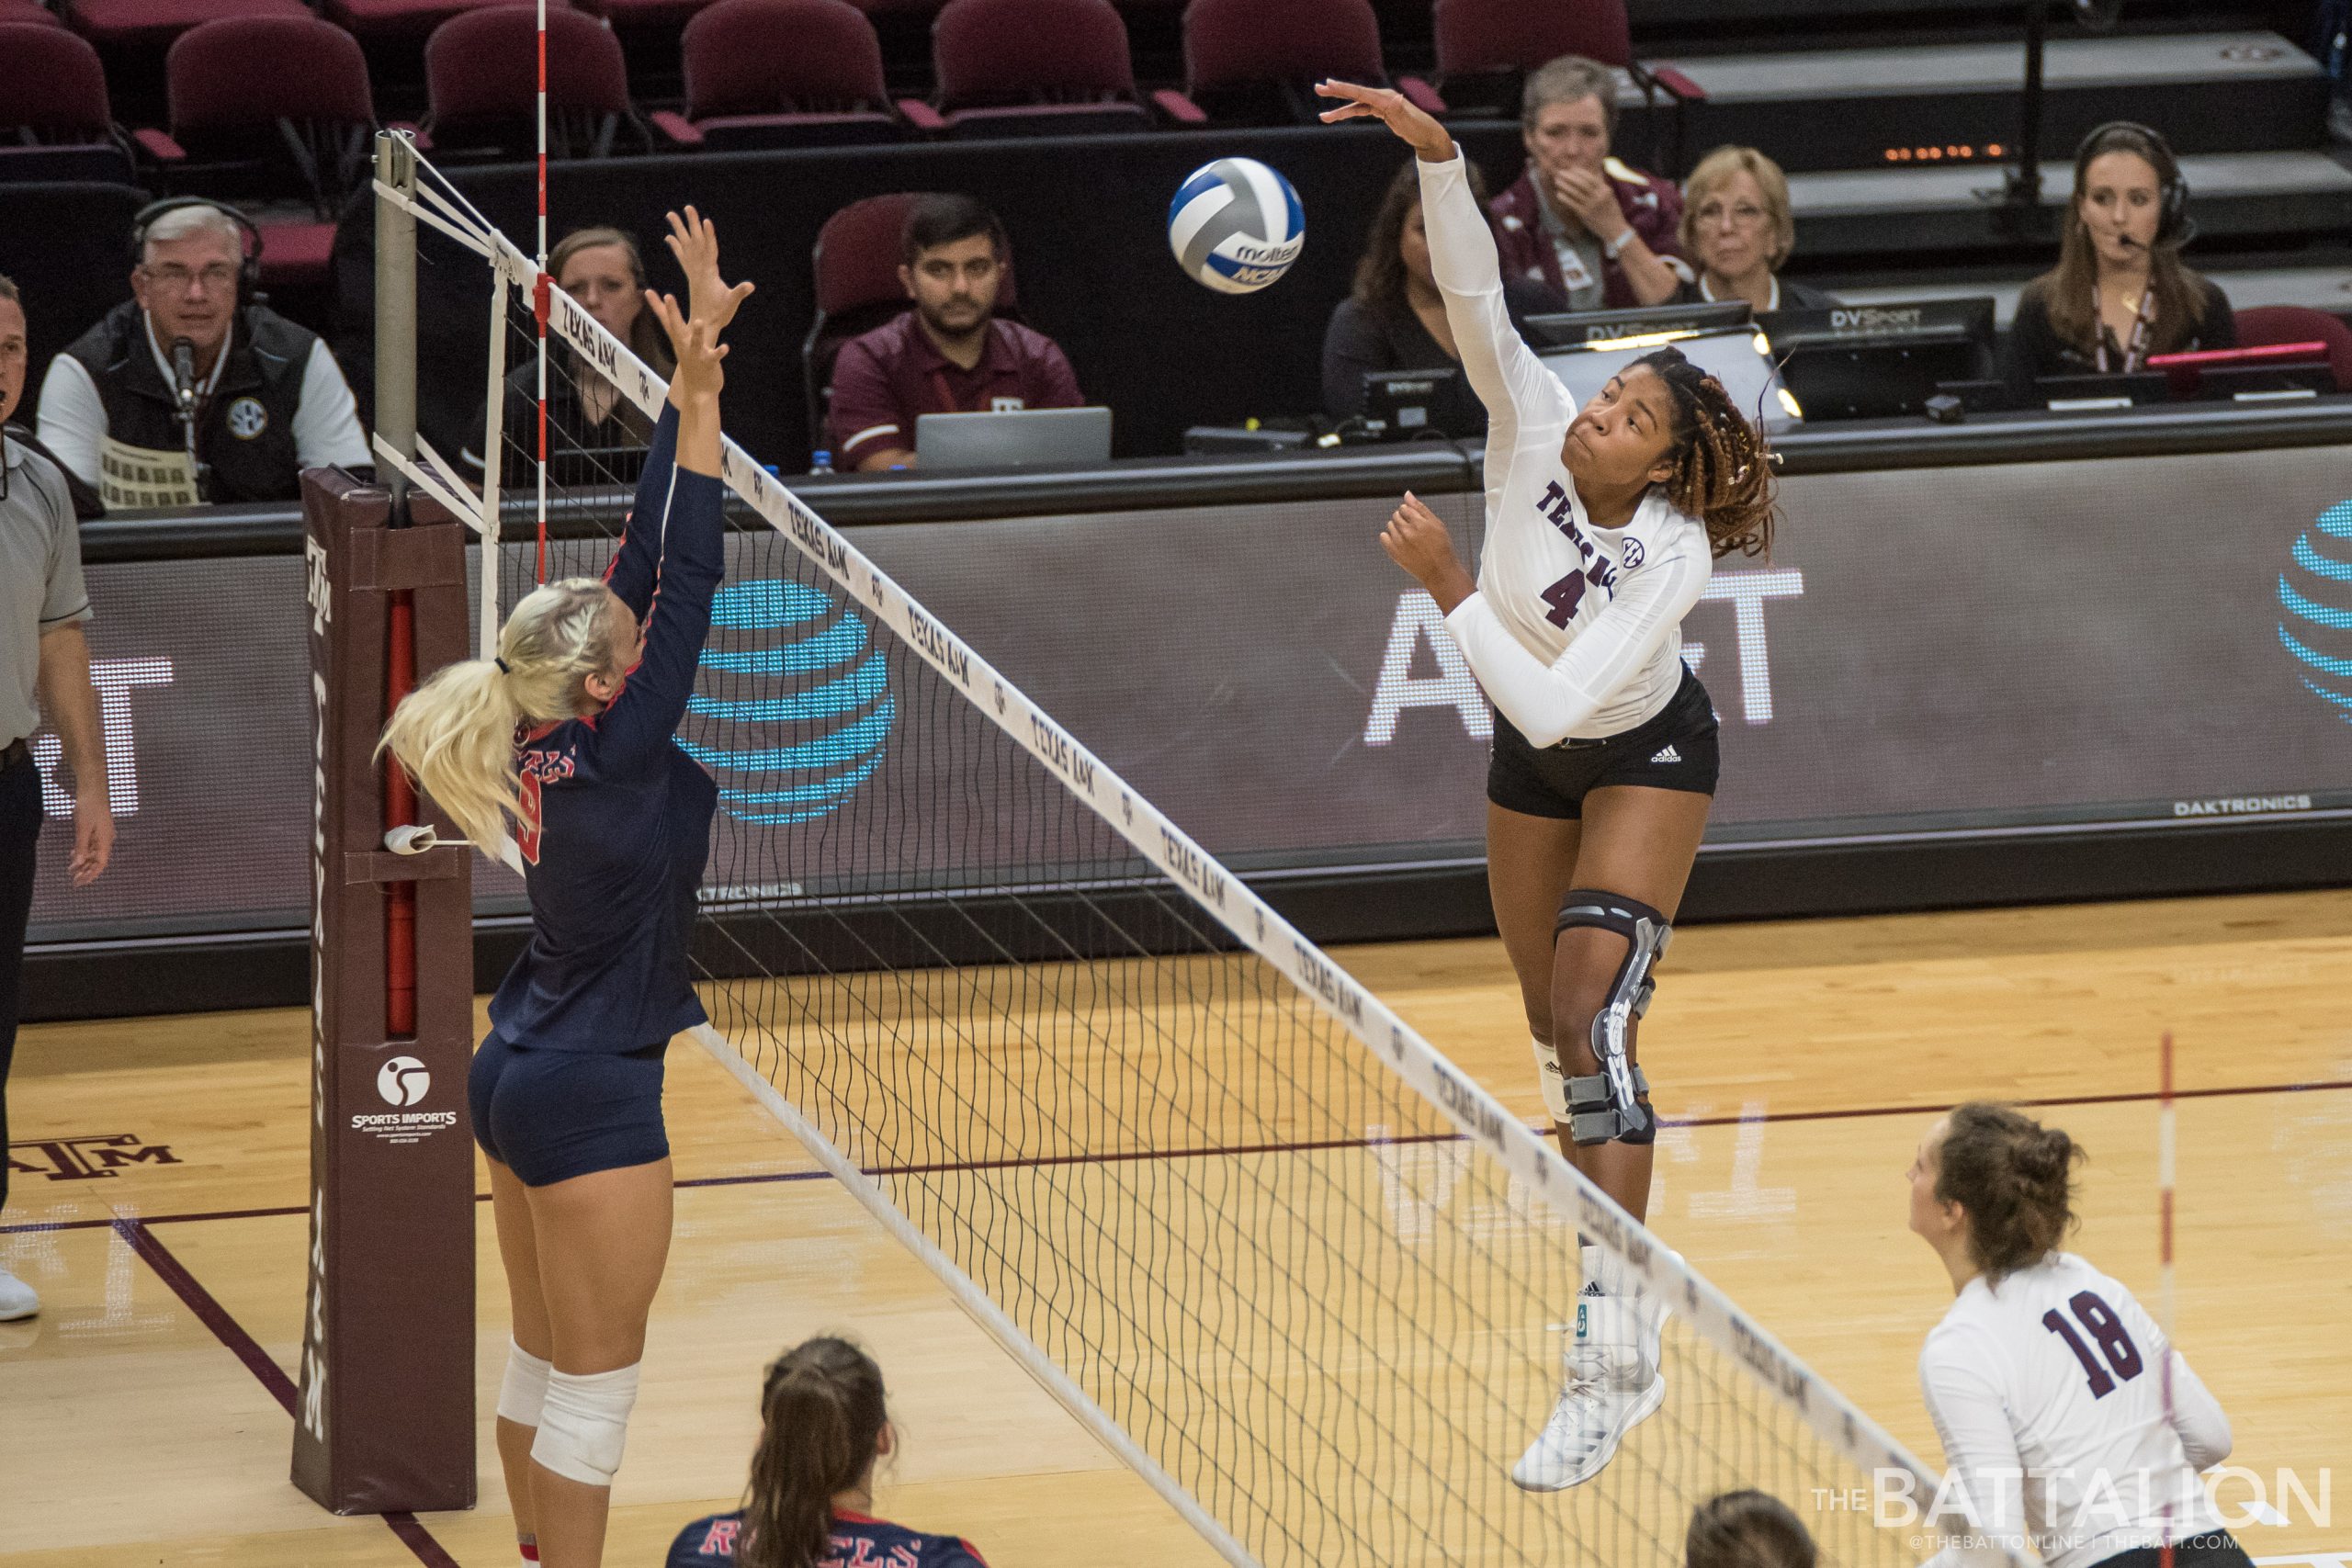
468,1032,671,1188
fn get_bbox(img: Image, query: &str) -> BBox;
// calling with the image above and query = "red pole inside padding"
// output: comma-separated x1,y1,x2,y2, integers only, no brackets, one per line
385,592,418,1039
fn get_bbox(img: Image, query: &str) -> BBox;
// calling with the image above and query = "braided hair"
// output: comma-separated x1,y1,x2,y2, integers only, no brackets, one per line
1626,346,1778,559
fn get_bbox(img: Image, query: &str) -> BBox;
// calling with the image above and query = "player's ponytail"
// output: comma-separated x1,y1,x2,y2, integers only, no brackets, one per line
1935,1101,2085,1280
740,1337,889,1568
1630,346,1778,560
1687,1490,1817,1568
378,577,622,860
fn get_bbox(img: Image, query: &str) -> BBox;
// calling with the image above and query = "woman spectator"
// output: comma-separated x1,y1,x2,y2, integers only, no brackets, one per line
1489,55,1690,311
466,226,676,480
1673,147,1838,312
1323,159,1566,428
667,1337,989,1568
2003,123,2233,399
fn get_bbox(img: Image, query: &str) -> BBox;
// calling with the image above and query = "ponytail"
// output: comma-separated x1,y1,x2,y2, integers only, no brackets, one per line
378,577,622,860
1630,345,1779,559
1935,1101,2085,1280
739,1337,889,1568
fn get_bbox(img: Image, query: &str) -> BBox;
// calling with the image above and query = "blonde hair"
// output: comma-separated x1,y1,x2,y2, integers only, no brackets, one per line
1680,146,1796,271
378,578,625,858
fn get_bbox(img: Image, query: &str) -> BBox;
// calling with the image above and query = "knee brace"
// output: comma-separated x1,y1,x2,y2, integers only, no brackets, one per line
530,1363,640,1486
496,1338,552,1427
1555,889,1671,1146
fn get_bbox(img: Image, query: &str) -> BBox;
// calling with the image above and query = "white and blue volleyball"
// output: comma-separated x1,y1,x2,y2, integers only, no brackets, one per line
1168,158,1306,295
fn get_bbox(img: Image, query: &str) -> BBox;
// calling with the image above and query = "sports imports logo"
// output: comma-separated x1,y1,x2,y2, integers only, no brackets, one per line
2279,499,2352,726
376,1055,431,1107
680,580,893,826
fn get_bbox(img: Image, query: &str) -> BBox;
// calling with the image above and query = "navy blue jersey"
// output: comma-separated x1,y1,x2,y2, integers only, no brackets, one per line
667,1509,989,1568
486,403,724,1054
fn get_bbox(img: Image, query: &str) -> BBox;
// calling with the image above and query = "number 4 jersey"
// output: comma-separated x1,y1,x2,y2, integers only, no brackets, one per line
1920,1251,2232,1568
1414,152,1713,749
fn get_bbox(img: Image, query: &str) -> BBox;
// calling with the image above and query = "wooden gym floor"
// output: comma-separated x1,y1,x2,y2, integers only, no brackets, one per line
3,889,2348,1568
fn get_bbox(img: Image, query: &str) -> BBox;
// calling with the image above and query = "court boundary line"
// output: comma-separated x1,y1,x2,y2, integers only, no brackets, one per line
6,1073,2346,1238
107,1216,464,1568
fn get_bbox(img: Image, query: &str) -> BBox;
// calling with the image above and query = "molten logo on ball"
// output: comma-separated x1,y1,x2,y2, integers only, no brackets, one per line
377,1055,432,1107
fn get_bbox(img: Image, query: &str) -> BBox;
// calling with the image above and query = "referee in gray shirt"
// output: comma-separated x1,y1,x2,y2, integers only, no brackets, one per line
0,275,113,1322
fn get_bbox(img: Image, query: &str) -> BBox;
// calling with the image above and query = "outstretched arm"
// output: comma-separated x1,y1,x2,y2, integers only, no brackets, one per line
594,211,747,766
1318,81,1571,451
602,209,752,615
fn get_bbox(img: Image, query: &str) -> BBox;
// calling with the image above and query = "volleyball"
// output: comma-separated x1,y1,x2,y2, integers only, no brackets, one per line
1168,157,1306,295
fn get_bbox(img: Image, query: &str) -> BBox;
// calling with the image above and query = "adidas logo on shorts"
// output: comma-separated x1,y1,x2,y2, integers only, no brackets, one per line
1650,745,1682,764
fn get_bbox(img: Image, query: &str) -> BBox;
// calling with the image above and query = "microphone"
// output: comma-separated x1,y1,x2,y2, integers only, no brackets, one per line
170,336,198,412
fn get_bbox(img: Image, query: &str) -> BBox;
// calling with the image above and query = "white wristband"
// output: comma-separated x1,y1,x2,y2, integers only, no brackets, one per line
1604,228,1636,261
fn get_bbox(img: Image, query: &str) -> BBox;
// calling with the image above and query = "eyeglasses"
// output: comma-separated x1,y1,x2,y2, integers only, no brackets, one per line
142,262,239,294
1694,200,1770,230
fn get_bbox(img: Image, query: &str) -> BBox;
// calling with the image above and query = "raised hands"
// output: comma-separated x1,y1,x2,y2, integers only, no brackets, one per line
655,205,754,338
646,292,729,400
1316,79,1455,163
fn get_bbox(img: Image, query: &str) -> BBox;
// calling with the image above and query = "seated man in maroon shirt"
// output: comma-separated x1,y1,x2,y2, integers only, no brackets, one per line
1488,55,1691,312
827,195,1083,472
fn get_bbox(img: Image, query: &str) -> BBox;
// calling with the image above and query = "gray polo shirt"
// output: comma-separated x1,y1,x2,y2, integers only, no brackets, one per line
2,429,94,747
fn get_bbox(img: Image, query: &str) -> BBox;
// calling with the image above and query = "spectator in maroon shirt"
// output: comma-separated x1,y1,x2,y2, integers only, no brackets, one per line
1488,55,1690,312
827,196,1083,473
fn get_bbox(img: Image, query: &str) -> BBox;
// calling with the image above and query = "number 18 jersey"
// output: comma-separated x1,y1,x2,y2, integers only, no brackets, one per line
1920,1252,2232,1568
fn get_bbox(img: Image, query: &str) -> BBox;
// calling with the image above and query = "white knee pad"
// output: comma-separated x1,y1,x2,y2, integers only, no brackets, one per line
496,1339,552,1427
1532,1034,1571,1123
530,1363,640,1486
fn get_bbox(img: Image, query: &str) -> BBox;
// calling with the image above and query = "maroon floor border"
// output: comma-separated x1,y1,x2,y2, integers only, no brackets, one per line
8,1073,2350,1240
110,1217,463,1568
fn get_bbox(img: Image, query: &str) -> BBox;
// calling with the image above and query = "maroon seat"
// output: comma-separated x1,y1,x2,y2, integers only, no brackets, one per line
2232,305,2352,394
574,0,715,25
0,2,63,25
801,191,1023,447
1434,0,1703,171
423,5,643,157
322,0,534,39
65,0,303,46
926,0,1157,136
671,0,899,150
0,20,132,182
1182,0,1441,125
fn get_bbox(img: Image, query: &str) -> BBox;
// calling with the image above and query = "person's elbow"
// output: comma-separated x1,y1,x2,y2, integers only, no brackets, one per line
1509,695,1589,750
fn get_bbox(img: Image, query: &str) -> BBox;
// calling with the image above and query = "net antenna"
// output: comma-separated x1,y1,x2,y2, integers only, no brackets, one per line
382,148,2011,1568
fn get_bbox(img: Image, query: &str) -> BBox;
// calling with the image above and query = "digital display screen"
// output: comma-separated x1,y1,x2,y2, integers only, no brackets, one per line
27,442,2352,942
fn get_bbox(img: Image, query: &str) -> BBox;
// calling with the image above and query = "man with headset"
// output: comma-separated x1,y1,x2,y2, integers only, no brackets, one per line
36,198,368,509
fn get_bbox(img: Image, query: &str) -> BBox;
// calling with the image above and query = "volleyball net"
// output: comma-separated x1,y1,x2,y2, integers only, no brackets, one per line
368,137,1974,1568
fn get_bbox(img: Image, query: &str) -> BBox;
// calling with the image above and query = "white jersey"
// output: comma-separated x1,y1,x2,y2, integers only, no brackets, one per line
1921,1253,2232,1568
1417,152,1712,748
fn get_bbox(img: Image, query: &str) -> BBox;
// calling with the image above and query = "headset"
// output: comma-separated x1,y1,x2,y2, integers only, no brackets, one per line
2072,121,2190,247
130,197,266,303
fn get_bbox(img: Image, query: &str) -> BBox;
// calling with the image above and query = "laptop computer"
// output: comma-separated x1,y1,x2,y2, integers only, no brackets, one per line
913,407,1114,470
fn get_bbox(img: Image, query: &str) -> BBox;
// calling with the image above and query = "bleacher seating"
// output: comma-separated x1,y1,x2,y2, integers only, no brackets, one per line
669,0,902,149
0,21,131,184
421,4,647,158
925,0,1159,136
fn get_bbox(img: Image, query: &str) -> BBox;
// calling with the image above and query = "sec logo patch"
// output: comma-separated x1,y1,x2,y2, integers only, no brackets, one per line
227,396,267,440
1621,538,1645,570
